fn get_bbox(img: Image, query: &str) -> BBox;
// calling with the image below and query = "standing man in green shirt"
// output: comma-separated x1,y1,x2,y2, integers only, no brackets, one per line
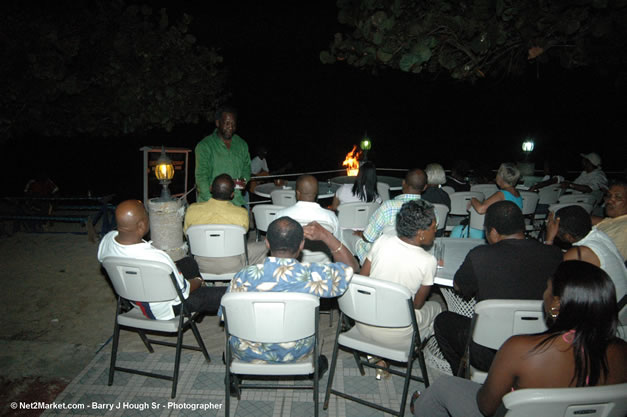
195,106,251,206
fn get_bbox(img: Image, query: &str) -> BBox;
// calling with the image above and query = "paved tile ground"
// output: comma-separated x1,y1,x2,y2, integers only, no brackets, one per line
42,313,451,417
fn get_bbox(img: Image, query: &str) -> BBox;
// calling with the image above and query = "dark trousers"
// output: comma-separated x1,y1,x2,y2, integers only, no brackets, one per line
434,311,497,375
173,256,227,316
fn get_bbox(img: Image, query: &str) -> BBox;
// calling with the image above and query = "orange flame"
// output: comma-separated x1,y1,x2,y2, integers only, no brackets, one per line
342,145,362,176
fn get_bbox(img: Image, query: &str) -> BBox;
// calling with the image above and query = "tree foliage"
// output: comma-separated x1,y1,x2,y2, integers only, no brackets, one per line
0,1,226,138
321,0,627,82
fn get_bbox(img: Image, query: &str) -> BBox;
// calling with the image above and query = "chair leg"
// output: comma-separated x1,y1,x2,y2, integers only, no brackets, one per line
171,327,185,398
417,349,430,388
137,330,154,353
352,350,366,376
108,321,120,386
323,317,343,410
189,320,211,362
225,370,230,417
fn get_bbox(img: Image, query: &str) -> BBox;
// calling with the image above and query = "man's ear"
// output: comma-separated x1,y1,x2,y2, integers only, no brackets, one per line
299,239,305,252
215,119,220,128
265,238,271,250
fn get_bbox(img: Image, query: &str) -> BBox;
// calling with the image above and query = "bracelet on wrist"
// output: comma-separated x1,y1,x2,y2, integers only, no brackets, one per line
331,241,343,253
544,240,553,245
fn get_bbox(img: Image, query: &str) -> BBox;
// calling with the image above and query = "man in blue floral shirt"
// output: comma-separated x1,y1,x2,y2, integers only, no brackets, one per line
221,216,359,364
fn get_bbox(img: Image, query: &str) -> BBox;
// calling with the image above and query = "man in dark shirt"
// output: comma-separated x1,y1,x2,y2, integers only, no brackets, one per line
434,201,563,374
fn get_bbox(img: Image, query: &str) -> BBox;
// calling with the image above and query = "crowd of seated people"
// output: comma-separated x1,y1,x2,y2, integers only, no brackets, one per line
98,151,626,414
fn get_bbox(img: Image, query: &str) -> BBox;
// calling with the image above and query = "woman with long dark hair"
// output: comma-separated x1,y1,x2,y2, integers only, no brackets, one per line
330,161,381,211
411,260,627,416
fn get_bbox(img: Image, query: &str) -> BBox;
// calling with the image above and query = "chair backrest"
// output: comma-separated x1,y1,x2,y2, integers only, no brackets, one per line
252,204,284,233
221,292,319,343
186,224,247,258
548,202,594,214
338,274,414,328
449,191,484,216
470,184,499,198
538,185,562,205
376,182,391,201
270,189,296,207
468,206,485,230
442,186,455,196
102,257,178,303
337,201,379,230
432,203,450,232
298,220,335,263
502,383,627,417
558,193,598,206
519,191,540,216
472,299,547,351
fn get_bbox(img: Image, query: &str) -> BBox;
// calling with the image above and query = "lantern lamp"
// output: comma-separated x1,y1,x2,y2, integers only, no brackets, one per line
155,146,175,201
522,138,535,153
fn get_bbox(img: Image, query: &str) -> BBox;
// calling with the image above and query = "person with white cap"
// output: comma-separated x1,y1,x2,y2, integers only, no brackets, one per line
560,152,608,193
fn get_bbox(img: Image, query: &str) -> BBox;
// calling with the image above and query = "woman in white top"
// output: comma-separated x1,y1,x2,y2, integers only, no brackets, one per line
330,161,381,211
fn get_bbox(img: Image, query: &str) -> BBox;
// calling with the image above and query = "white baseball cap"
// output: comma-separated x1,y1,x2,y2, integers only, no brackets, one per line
580,152,602,167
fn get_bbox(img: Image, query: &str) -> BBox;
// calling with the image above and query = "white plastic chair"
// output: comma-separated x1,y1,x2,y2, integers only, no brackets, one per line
520,191,540,233
470,184,499,198
377,182,391,201
446,191,484,231
442,186,455,196
558,193,598,206
323,274,429,417
221,292,321,417
502,383,627,417
185,224,248,281
548,202,594,214
432,203,449,234
468,206,485,232
252,204,283,241
538,185,562,205
101,257,210,398
337,201,379,230
462,299,547,383
270,189,296,206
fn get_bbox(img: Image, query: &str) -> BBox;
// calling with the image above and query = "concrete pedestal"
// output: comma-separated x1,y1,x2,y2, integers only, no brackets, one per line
147,198,187,262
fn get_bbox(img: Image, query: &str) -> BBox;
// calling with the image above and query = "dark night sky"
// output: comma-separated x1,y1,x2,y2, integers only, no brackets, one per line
6,1,626,199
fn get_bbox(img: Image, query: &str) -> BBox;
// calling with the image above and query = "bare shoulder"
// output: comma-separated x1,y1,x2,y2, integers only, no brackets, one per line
606,338,627,383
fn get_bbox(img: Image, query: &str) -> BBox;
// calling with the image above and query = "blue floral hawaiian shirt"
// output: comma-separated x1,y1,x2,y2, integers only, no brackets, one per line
221,257,353,363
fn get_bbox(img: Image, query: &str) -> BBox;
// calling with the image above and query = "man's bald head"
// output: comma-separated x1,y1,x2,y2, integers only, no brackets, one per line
403,169,427,194
115,200,149,243
295,175,318,202
211,174,235,200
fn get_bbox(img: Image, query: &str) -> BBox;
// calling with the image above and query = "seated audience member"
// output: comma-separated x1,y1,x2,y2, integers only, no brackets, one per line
560,152,608,194
276,174,341,262
435,201,563,374
330,161,381,211
422,163,451,210
222,217,358,364
276,175,341,238
98,200,226,320
412,261,627,417
445,159,471,192
545,205,626,302
354,168,427,264
451,162,522,239
356,200,442,361
184,174,267,274
592,181,627,260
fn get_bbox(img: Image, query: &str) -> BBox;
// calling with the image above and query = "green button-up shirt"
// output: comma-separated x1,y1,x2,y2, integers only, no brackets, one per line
194,129,251,206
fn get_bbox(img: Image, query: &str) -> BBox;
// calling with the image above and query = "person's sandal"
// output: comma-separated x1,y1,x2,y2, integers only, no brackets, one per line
374,360,390,380
410,390,421,415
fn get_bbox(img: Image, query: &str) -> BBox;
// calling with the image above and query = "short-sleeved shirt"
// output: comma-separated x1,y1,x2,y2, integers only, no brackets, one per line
195,129,251,206
183,199,249,233
221,257,353,363
574,228,627,302
97,231,189,320
334,183,382,206
276,201,341,239
596,214,627,261
572,169,608,192
354,194,421,263
454,238,563,302
251,156,269,175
